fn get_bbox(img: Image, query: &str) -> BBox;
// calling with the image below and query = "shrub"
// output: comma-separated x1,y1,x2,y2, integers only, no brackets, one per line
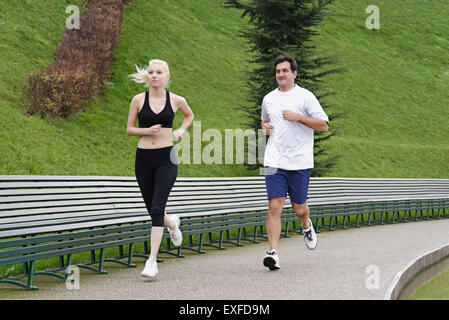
23,66,98,119
24,0,127,119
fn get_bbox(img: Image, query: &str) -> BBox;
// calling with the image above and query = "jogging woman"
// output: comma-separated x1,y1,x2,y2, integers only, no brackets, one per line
127,59,194,277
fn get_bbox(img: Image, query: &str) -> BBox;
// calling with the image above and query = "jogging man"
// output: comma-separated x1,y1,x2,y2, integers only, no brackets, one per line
261,54,329,270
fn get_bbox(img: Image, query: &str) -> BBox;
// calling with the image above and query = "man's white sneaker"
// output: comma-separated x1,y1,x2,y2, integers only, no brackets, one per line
141,258,158,278
263,250,280,270
168,214,183,247
303,218,317,250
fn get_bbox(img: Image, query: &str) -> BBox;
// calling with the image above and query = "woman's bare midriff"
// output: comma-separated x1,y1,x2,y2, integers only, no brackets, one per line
138,128,173,149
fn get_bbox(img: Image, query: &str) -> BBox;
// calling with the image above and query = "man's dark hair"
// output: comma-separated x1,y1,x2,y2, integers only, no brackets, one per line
274,54,298,73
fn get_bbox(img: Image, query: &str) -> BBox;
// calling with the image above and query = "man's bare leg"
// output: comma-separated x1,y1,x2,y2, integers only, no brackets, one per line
292,202,310,229
292,201,317,250
266,197,285,251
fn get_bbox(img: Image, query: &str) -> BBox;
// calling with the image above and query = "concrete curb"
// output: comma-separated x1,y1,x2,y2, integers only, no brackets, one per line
384,242,449,300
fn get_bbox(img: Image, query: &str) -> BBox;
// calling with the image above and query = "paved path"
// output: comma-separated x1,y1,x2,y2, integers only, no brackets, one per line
2,218,449,300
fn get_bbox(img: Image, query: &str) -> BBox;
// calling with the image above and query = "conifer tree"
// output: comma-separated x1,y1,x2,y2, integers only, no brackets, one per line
225,0,341,176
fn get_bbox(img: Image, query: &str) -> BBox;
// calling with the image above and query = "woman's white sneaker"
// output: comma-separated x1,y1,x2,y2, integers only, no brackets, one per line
141,258,158,278
168,214,183,247
303,218,317,250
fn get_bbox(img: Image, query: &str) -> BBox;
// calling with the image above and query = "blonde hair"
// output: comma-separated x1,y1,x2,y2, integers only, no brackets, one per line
128,59,171,88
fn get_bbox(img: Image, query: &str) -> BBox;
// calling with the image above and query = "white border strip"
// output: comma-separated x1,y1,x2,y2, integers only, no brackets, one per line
384,242,449,300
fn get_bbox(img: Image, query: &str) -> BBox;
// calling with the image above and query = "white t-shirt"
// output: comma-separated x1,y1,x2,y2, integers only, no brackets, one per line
261,84,329,170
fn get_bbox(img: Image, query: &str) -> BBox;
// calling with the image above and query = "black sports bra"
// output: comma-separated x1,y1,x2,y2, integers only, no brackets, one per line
138,90,174,128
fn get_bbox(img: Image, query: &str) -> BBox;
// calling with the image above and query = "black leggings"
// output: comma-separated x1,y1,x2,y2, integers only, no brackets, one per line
135,146,178,227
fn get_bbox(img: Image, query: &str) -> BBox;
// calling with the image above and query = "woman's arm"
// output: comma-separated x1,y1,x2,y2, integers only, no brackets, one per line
172,96,194,141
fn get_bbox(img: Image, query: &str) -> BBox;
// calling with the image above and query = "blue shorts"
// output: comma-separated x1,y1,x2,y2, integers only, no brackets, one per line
264,167,311,204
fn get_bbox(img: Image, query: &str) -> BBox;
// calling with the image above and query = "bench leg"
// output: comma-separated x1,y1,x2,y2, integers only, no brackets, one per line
368,212,374,225
313,218,320,233
26,261,37,290
252,226,260,243
77,249,108,274
0,262,38,291
105,244,137,268
66,254,72,268
333,215,347,230
59,256,65,269
404,207,411,222
144,240,149,255
241,227,259,243
258,225,268,238
199,233,204,252
23,261,29,275
354,214,361,227
98,249,105,272
290,220,303,235
128,244,135,266
223,229,244,247
175,234,205,254
134,240,153,259
237,228,243,245
12,259,69,288
218,231,225,249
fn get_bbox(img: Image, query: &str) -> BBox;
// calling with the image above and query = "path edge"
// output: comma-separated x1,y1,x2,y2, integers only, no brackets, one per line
384,242,449,300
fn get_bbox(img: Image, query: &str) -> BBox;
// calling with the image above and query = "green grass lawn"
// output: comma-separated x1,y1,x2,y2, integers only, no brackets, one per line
313,0,449,178
411,266,449,300
1,0,448,178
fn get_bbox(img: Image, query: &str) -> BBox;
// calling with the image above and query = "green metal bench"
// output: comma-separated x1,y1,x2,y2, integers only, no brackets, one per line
1,175,448,290
0,175,274,290
168,177,449,254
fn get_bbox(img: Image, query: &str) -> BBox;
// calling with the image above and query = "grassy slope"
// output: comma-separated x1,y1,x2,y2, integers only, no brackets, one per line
0,0,252,177
0,0,448,178
0,0,84,174
313,0,449,178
